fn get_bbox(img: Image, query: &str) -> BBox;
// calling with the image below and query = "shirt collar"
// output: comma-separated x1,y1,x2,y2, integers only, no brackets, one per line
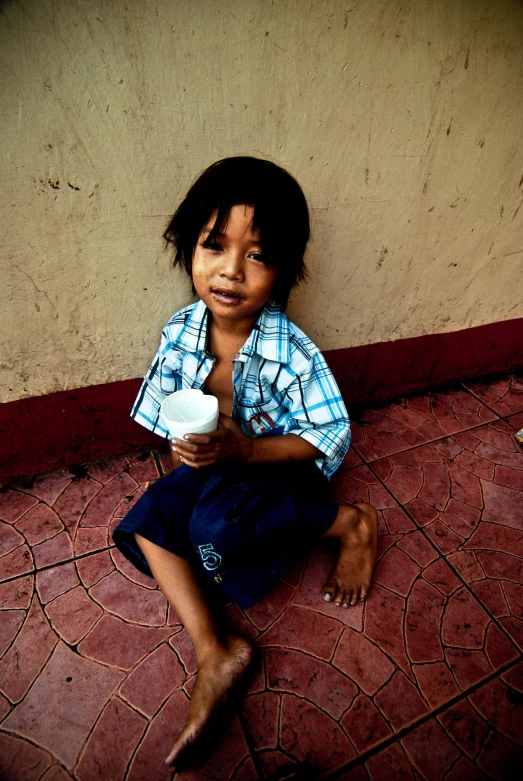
174,299,290,364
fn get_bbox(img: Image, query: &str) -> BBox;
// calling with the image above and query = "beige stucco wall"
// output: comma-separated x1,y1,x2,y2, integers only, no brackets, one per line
1,0,522,403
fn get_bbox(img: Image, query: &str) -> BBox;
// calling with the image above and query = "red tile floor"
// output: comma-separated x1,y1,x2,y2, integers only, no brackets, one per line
1,373,522,780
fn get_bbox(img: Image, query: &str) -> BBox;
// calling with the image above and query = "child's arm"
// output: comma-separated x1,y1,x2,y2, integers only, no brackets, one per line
172,413,323,468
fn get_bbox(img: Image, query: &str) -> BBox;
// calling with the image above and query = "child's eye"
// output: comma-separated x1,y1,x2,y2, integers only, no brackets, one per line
249,253,266,263
202,241,222,252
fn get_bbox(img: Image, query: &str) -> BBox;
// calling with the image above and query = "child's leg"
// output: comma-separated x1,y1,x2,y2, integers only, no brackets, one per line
185,462,378,611
321,503,378,608
135,534,253,768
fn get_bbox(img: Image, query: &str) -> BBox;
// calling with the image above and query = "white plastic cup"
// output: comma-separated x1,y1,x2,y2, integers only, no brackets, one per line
160,389,219,440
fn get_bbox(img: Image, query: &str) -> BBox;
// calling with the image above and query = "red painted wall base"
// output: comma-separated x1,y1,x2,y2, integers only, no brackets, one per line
1,317,522,482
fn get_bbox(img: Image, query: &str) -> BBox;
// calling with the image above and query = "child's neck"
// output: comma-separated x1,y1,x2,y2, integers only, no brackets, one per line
207,312,258,357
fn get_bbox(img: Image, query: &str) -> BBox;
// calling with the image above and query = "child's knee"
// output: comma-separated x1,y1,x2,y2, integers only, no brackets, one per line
134,532,148,552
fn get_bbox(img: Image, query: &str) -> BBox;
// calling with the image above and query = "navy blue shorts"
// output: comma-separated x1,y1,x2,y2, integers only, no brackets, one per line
112,459,338,609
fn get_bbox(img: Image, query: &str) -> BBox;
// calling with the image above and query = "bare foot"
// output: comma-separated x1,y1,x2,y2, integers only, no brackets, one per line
165,634,253,768
322,502,378,607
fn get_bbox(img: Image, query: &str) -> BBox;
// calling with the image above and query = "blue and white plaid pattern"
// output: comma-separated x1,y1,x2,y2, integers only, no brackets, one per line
131,300,351,478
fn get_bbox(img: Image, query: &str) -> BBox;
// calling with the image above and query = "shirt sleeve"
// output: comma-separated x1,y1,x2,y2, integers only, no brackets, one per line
130,328,182,438
284,351,351,478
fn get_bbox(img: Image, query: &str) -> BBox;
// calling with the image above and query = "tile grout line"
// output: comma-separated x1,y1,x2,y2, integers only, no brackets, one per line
341,428,520,478
361,442,522,653
332,407,523,775
350,407,518,467
343,394,523,648
236,709,266,781
459,378,523,421
0,544,119,586
321,652,523,781
1,452,165,589
151,448,168,477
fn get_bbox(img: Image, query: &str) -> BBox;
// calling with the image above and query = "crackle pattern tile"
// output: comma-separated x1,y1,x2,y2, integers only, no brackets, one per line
0,450,257,779
464,372,523,416
242,526,517,776
351,386,498,462
0,554,253,779
0,452,159,579
1,375,522,780
371,417,523,651
337,662,523,780
241,455,520,776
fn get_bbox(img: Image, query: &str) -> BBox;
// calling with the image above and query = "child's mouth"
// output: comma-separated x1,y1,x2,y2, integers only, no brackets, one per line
211,288,245,305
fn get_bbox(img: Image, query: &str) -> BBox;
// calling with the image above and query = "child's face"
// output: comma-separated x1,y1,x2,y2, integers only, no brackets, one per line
192,204,277,329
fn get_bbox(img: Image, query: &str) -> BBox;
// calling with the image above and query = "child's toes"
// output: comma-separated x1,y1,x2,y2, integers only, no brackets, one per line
334,588,347,607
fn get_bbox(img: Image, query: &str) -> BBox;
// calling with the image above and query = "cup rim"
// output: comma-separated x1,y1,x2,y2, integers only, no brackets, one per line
160,390,219,431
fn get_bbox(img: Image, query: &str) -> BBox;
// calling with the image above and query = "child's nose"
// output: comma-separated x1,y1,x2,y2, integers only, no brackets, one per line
219,251,244,279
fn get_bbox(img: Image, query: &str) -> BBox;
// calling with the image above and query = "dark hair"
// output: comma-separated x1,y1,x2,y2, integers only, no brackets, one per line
163,156,309,309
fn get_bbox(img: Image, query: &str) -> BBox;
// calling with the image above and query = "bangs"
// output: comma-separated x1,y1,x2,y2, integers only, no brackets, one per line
202,203,265,254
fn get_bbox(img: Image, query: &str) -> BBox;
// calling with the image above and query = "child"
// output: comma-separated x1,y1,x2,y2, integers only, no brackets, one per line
113,157,377,769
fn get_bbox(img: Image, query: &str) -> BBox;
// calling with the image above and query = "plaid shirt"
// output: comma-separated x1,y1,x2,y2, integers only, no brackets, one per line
131,300,351,478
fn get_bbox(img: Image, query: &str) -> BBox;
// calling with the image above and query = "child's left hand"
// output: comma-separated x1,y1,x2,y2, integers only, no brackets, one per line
171,413,253,468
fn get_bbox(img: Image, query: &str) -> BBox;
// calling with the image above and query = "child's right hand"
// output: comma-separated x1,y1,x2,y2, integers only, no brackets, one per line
170,414,253,468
